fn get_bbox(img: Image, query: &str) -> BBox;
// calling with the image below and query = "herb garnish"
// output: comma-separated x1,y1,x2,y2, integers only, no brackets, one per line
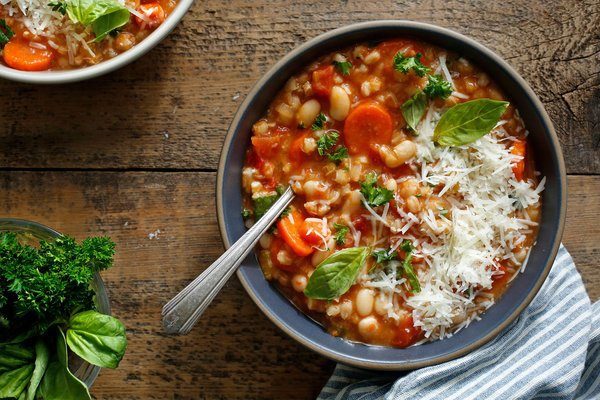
393,52,430,77
316,130,348,164
47,1,67,14
433,99,509,146
311,112,327,131
0,233,127,400
333,223,349,245
253,193,280,220
372,248,398,264
398,240,420,293
333,60,352,76
423,74,453,99
401,91,428,132
304,247,369,300
241,208,252,219
0,19,14,47
360,173,394,207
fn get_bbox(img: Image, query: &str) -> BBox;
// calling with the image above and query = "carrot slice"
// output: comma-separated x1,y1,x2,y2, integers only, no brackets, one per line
511,139,526,181
277,210,314,257
3,40,53,71
135,3,166,28
343,102,393,155
311,65,335,97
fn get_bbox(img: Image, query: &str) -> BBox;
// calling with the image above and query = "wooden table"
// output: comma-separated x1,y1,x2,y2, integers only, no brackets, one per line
1,1,598,398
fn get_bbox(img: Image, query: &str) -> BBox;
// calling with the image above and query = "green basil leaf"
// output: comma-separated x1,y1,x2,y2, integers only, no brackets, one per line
25,340,49,400
433,99,509,146
66,310,127,369
0,364,34,398
64,0,129,34
304,247,369,300
0,344,34,373
38,328,90,400
401,91,427,132
92,8,130,42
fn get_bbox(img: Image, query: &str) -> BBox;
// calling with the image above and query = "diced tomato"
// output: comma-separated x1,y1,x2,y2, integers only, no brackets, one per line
251,135,282,158
491,264,511,293
311,65,335,97
277,210,314,257
343,102,393,155
3,39,54,71
352,215,371,235
289,131,311,162
135,3,166,29
511,139,526,181
392,314,421,348
246,149,264,169
300,219,326,246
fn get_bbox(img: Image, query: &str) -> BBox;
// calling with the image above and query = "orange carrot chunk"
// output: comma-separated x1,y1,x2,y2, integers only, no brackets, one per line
289,131,311,163
3,39,53,71
511,139,526,181
135,3,166,28
343,102,393,155
277,210,314,257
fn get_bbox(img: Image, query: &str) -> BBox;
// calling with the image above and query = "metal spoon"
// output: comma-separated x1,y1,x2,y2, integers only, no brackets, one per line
162,186,295,335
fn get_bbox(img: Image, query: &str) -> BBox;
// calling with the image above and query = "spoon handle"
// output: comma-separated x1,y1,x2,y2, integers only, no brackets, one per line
162,187,295,334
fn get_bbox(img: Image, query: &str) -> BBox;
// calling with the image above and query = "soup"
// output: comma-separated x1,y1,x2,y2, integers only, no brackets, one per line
0,0,176,71
241,39,544,347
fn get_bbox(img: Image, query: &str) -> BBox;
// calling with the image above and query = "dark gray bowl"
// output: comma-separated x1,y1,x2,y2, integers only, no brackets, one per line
216,20,566,370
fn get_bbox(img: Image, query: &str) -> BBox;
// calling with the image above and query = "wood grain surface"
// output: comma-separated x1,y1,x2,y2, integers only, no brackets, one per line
0,0,598,399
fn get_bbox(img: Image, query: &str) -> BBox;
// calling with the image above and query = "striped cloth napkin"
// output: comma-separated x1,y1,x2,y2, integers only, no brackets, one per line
318,245,600,400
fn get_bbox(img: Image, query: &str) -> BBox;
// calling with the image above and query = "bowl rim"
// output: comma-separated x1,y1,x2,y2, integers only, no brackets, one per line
216,20,567,370
0,0,194,84
0,217,110,386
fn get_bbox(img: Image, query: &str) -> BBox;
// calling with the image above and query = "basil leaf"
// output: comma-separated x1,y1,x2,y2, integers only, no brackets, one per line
66,310,127,369
39,329,90,400
0,344,34,372
304,247,369,300
433,99,509,146
401,91,427,132
92,8,130,41
25,340,49,400
0,364,33,398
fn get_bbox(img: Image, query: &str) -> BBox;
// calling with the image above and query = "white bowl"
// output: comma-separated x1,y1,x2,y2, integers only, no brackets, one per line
0,0,193,84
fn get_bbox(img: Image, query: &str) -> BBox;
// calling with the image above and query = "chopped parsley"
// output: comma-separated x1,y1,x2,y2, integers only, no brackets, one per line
241,208,252,219
316,130,348,164
333,60,352,76
311,112,327,131
393,52,429,77
333,223,349,245
47,1,67,14
423,74,453,99
360,173,394,207
372,248,398,264
0,19,14,47
252,194,280,220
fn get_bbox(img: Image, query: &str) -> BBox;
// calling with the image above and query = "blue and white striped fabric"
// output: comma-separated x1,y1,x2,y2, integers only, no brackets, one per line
319,245,600,400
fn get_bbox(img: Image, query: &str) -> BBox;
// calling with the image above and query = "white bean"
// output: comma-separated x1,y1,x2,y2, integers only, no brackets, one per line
355,288,374,316
296,99,321,127
340,300,353,319
259,233,272,249
330,86,350,121
291,274,307,292
374,295,387,316
358,316,380,338
393,140,417,163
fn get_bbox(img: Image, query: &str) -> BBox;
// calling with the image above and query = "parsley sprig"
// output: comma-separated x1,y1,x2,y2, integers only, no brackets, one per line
47,1,67,14
372,248,398,264
424,74,453,99
316,130,348,164
397,240,420,293
333,60,352,76
333,223,349,245
359,173,394,207
0,19,14,47
393,52,430,77
312,112,327,131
